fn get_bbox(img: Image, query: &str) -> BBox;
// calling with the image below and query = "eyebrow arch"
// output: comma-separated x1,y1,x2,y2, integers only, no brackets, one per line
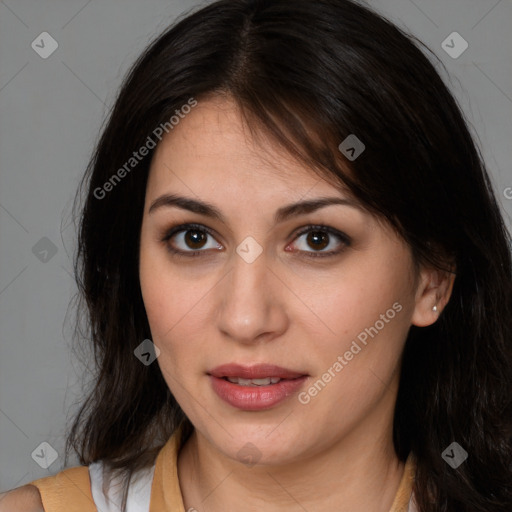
148,193,363,224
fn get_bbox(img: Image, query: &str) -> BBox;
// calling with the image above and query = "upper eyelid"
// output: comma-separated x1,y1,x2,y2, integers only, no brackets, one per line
162,223,219,243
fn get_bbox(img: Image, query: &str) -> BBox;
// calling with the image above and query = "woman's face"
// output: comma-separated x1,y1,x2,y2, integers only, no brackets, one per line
139,95,442,465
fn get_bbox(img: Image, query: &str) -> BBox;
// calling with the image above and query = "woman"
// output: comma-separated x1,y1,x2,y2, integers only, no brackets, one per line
2,0,511,510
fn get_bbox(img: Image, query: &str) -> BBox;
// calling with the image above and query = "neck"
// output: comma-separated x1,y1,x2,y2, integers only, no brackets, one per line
177,396,406,512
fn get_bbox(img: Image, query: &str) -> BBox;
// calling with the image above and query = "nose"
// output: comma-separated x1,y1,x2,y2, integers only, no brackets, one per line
216,245,289,345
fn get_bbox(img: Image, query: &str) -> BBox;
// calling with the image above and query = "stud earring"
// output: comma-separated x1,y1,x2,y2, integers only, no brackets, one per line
432,305,438,312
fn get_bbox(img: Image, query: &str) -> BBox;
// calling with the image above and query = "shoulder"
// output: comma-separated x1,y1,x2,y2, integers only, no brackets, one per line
24,465,96,512
0,485,45,512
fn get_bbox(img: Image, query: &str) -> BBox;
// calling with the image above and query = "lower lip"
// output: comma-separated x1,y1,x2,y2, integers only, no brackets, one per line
209,375,308,411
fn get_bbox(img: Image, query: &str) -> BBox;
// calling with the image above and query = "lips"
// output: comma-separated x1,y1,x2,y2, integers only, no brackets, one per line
208,363,307,380
208,364,309,410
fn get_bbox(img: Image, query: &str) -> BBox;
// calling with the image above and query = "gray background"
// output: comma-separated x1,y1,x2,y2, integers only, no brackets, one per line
0,0,511,491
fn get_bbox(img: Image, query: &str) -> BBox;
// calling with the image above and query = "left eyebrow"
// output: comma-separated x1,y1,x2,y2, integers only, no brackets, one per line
148,193,364,224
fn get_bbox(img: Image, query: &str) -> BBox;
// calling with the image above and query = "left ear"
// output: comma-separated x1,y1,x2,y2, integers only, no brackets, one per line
411,263,456,327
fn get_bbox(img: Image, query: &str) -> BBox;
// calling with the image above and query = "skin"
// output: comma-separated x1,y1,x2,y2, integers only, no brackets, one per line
139,95,455,512
0,486,44,512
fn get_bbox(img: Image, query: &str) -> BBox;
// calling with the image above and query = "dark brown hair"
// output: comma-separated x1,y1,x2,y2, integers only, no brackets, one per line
66,1,512,510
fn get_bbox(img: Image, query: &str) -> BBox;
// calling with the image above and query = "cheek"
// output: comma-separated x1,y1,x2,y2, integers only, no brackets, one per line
139,233,188,329
139,242,213,367
294,246,415,406
139,261,205,401
296,252,413,348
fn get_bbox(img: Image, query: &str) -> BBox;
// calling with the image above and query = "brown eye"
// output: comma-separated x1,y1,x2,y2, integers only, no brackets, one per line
184,229,208,249
161,223,349,260
290,225,351,258
161,223,223,257
306,231,330,251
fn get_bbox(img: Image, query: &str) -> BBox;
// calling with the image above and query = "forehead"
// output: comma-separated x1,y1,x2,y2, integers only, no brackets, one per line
147,95,347,199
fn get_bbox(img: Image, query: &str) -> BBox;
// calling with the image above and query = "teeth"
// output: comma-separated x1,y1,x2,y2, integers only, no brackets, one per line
226,377,282,386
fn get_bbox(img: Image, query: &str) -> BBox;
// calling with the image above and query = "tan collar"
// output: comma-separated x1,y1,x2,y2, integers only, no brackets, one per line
149,425,416,512
388,452,417,512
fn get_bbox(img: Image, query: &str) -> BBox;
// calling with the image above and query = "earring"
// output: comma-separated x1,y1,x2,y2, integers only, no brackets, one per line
432,305,438,312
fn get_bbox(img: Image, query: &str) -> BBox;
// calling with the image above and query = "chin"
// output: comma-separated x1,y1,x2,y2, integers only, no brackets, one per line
213,423,307,466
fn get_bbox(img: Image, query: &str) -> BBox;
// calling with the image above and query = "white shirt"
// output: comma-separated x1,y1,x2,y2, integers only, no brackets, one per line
89,460,155,512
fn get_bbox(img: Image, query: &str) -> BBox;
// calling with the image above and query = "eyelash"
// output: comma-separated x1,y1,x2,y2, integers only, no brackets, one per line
160,223,351,260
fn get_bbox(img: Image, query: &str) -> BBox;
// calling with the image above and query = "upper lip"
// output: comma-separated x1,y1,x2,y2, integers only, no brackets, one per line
208,363,307,380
